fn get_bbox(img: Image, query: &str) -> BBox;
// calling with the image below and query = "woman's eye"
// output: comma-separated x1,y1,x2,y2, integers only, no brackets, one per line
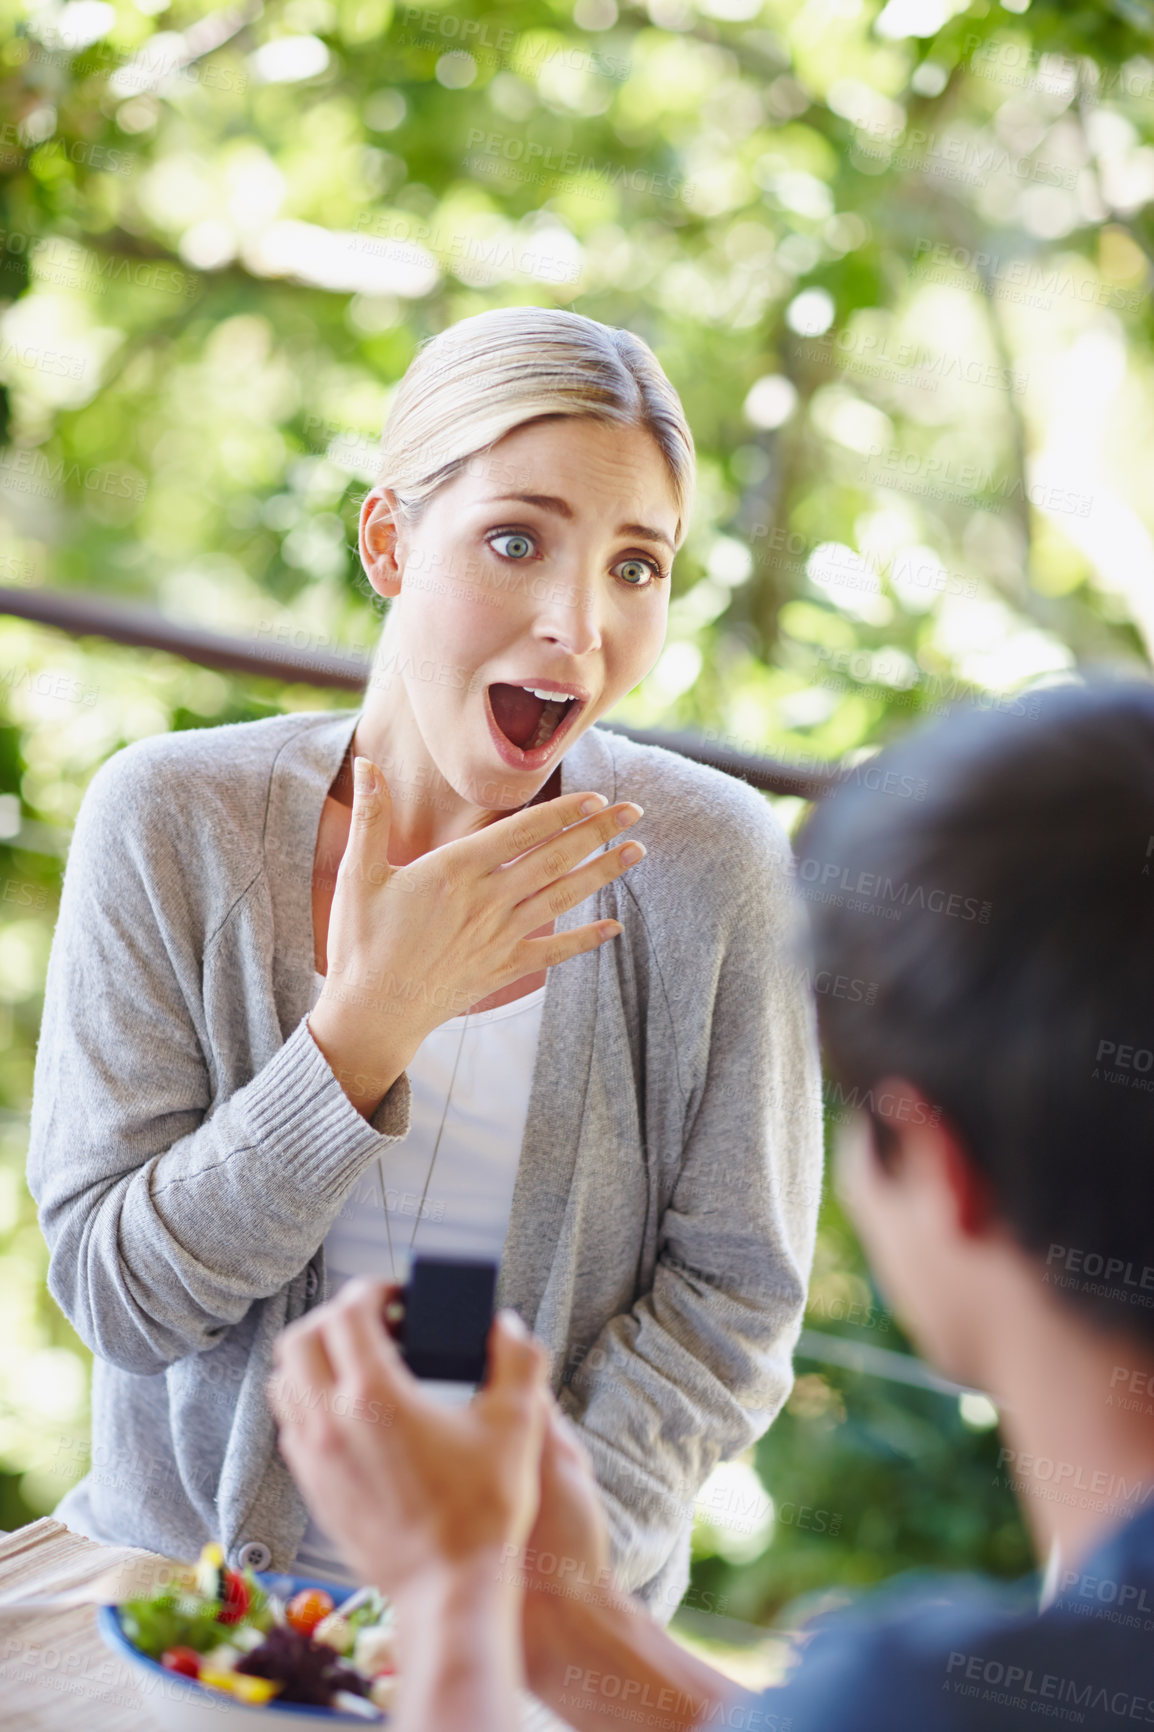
614,557,661,587
489,532,535,560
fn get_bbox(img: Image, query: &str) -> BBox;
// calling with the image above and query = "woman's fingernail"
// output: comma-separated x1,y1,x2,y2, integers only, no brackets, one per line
580,794,609,815
616,804,643,828
619,841,646,866
353,756,374,797
499,1308,527,1338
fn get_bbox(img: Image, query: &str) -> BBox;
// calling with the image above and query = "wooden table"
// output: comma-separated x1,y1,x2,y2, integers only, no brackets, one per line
0,1517,184,1728
0,1517,566,1729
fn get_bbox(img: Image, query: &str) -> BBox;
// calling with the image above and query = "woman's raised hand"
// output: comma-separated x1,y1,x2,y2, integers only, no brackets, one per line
307,756,645,1117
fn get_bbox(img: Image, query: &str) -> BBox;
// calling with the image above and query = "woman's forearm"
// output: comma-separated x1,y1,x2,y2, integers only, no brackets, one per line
306,999,413,1119
31,1014,411,1373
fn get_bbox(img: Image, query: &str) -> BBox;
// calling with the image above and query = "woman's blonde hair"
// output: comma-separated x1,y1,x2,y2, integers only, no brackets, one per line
376,306,695,548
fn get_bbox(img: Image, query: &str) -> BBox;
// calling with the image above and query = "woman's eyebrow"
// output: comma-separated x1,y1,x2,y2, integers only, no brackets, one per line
486,493,674,553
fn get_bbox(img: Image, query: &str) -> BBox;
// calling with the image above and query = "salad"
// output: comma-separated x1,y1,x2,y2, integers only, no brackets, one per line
117,1543,397,1716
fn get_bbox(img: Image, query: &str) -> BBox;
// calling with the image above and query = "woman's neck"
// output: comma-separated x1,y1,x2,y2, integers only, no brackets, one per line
329,736,560,819
346,678,557,862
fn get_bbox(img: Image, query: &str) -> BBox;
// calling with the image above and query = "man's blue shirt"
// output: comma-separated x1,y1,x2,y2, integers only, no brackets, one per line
742,1505,1154,1731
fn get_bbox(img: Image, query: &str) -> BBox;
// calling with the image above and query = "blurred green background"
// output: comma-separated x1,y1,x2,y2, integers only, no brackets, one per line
1,0,1152,1675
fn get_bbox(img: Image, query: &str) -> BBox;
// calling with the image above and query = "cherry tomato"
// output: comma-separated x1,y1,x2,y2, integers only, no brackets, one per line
286,1587,335,1636
218,1567,252,1626
161,1646,202,1678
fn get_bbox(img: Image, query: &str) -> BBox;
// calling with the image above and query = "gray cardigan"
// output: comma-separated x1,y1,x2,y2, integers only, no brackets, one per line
28,708,823,1617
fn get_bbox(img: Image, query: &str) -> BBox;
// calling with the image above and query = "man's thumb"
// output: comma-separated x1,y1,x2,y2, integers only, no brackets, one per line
488,1309,548,1397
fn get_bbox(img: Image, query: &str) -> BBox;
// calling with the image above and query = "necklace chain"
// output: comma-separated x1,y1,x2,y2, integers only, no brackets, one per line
337,725,548,1280
378,1007,471,1282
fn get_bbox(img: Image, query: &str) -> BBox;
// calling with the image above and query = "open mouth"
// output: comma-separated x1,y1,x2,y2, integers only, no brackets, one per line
487,683,581,754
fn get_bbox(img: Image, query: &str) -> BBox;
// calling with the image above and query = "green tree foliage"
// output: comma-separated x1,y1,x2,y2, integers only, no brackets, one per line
0,0,1150,1646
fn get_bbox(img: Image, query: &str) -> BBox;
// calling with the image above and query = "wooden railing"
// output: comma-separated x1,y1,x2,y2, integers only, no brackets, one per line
0,586,841,800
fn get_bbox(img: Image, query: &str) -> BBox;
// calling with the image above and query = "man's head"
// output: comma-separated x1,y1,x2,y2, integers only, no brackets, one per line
797,679,1154,1385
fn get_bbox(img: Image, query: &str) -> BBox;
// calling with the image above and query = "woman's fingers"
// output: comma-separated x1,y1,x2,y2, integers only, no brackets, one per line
339,756,394,882
469,790,634,876
493,801,644,903
512,836,646,932
511,918,624,979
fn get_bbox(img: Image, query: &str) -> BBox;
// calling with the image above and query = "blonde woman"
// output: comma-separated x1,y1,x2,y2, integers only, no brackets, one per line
28,307,823,1619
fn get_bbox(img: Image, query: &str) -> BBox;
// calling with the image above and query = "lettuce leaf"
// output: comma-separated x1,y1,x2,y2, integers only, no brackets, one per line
121,1591,229,1658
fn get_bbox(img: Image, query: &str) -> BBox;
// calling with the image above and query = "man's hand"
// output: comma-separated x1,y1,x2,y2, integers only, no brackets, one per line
513,1401,737,1732
518,1401,613,1690
268,1277,548,1598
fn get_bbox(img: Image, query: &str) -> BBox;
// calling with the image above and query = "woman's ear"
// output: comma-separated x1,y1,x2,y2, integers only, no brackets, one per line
359,488,405,599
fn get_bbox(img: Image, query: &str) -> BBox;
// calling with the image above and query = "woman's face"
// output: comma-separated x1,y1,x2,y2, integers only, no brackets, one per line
360,416,681,810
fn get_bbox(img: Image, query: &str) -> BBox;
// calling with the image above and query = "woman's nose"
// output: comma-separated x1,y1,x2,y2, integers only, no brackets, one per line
532,576,602,658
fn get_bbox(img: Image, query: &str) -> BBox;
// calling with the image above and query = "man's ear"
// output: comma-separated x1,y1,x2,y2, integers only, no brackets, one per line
359,487,405,600
873,1075,995,1239
939,1126,997,1239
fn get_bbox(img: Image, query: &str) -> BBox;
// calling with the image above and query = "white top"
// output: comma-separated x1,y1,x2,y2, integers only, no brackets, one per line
295,972,547,1584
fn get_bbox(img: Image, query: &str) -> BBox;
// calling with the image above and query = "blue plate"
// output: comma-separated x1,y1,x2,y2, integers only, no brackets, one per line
98,1572,388,1729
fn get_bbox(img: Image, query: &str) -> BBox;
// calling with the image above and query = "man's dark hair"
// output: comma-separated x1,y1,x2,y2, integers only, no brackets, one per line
797,677,1154,1340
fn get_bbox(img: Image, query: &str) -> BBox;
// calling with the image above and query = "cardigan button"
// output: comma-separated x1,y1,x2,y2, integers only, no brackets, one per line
305,1265,319,1300
235,1540,272,1572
